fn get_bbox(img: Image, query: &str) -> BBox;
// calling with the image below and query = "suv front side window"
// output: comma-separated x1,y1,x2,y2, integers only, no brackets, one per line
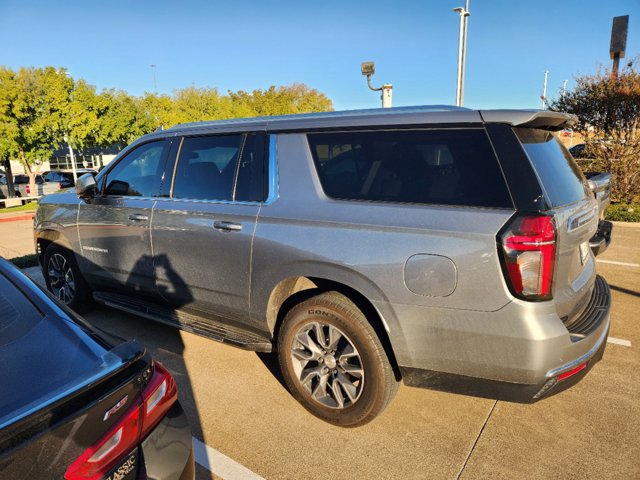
103,140,169,197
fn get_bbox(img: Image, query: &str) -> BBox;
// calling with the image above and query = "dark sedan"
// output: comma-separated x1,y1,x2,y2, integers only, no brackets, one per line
0,258,194,480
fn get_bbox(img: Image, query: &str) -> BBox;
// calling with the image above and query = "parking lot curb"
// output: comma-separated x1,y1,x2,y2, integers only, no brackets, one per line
0,213,34,223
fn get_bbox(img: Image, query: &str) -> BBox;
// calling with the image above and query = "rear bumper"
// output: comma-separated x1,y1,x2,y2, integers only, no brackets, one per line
387,275,611,402
400,323,607,403
140,401,195,480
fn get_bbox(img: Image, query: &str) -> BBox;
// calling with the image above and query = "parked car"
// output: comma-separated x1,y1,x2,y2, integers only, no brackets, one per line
12,174,62,197
43,169,98,188
35,106,611,427
0,258,194,479
566,144,613,256
569,143,586,158
0,176,8,199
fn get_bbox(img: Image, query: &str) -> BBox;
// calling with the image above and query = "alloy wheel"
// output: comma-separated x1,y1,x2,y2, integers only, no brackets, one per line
48,253,76,304
290,321,364,409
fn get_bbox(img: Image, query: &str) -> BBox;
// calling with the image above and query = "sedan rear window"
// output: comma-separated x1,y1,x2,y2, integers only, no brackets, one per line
0,273,117,429
515,128,589,208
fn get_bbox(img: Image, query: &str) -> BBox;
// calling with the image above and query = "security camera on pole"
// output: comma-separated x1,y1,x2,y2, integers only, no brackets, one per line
361,62,393,108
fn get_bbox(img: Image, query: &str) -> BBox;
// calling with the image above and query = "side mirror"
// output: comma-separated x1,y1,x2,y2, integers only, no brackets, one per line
587,179,597,192
76,173,97,200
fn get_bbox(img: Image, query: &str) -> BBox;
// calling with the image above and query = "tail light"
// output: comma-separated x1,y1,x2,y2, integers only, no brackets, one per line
25,184,31,195
64,361,177,480
59,182,63,189
499,215,556,300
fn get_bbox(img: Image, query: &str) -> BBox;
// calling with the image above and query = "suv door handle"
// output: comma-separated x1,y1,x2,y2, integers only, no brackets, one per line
128,214,149,222
213,221,242,232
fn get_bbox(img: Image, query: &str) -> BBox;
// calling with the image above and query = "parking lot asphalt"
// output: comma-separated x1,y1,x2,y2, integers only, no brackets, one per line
17,222,640,479
0,218,34,259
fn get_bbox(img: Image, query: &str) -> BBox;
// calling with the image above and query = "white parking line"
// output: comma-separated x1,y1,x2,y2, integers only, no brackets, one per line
193,437,264,480
607,337,632,347
596,259,640,268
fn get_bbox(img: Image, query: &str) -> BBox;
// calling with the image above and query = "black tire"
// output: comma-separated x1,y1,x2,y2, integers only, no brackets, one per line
43,244,93,312
277,291,399,427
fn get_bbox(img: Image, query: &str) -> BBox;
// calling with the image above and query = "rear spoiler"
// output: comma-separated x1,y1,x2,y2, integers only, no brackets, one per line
480,110,577,131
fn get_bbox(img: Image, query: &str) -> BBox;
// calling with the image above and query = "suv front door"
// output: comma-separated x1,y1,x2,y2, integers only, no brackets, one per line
151,133,267,328
77,139,172,296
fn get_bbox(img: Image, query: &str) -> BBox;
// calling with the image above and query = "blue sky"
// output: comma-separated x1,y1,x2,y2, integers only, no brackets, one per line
0,0,638,110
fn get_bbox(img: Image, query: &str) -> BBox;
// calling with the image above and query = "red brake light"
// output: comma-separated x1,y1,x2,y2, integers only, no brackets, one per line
500,215,556,300
25,185,31,195
558,362,587,381
65,400,142,480
64,361,177,480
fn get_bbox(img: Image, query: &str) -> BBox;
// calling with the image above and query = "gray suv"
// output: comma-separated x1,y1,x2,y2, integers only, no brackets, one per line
35,106,611,427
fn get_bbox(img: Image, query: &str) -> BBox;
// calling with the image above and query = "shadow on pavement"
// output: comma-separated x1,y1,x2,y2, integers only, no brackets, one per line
255,352,289,393
609,283,640,298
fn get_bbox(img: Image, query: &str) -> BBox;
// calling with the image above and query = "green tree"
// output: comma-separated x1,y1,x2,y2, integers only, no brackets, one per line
0,67,73,193
0,68,20,166
0,65,335,190
97,90,154,147
228,83,333,117
552,59,640,202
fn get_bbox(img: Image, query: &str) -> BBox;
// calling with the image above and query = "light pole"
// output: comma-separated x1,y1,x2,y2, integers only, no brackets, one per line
361,62,393,108
58,68,78,183
541,70,549,110
151,64,157,93
64,134,78,183
453,0,470,107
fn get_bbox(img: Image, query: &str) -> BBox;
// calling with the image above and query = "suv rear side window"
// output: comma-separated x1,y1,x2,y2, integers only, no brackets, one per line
307,129,513,208
172,133,267,202
515,128,589,208
173,135,242,201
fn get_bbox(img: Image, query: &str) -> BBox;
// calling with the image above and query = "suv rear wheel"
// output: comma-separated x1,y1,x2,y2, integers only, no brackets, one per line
43,244,93,312
277,291,398,427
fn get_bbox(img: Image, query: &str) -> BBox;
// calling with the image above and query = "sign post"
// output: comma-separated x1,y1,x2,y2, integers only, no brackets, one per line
610,15,629,79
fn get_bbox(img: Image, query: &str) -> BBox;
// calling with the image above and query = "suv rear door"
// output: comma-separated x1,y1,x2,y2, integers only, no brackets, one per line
151,132,267,326
76,139,173,295
514,128,598,325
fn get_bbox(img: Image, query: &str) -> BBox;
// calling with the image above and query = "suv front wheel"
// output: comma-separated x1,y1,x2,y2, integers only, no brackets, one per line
43,244,93,312
277,291,398,427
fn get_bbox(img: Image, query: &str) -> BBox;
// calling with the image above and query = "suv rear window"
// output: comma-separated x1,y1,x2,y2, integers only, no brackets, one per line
515,128,589,208
307,129,513,208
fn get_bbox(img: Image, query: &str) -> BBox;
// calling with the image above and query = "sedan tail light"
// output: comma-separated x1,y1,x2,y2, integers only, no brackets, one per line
499,215,556,300
65,361,177,480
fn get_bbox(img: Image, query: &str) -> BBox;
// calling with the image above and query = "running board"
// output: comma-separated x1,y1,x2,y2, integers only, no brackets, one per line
93,291,273,352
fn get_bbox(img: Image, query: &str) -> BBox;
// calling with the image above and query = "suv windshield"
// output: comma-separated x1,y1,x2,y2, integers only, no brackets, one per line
515,128,589,208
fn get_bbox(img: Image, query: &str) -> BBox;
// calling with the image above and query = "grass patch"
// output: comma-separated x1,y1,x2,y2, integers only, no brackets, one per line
9,254,39,269
1,201,37,213
605,203,640,223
